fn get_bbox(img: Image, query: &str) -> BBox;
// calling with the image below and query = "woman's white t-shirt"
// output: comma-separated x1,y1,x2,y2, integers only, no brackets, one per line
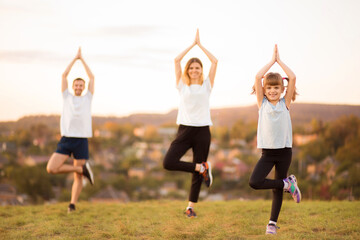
176,76,213,126
60,89,93,138
257,97,292,149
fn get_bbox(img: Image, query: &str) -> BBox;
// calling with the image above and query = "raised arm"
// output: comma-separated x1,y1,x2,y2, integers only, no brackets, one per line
195,29,218,87
62,49,80,93
254,45,277,108
174,40,196,86
276,46,296,108
78,47,95,95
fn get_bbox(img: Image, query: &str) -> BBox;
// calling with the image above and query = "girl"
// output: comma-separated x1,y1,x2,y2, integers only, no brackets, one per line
249,44,301,234
163,29,217,218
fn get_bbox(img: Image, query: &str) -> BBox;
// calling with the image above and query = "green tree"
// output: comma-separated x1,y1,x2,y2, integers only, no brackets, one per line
323,115,360,154
8,164,54,203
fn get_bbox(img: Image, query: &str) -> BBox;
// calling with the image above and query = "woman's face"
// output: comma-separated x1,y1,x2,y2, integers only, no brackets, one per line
187,62,202,80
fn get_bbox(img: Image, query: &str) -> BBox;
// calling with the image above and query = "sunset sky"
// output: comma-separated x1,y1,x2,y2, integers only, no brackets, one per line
0,0,359,121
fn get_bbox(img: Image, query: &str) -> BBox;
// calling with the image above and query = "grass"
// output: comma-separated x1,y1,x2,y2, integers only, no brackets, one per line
0,200,359,239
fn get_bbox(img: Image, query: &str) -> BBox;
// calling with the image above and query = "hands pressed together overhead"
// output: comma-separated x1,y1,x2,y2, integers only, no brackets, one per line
194,29,200,46
75,47,82,60
271,44,281,64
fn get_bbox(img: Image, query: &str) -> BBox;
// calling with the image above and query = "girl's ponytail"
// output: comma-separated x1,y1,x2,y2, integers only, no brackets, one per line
283,77,298,101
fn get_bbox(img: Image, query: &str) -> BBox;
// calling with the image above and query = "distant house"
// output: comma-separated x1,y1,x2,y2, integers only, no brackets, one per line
142,158,158,171
150,171,165,180
221,158,249,181
98,172,119,181
157,127,177,137
23,155,49,166
319,156,339,185
133,142,148,159
307,164,316,175
0,142,16,153
228,149,242,160
215,149,229,161
128,167,146,179
0,153,9,168
93,129,113,138
0,184,23,206
146,149,163,162
149,143,164,151
205,193,225,201
32,137,47,149
133,142,148,149
90,186,129,203
214,161,225,171
133,127,146,137
215,148,242,162
0,142,7,152
294,134,317,146
159,182,177,196
209,139,219,151
93,149,117,170
229,139,247,147
222,166,238,180
306,156,339,184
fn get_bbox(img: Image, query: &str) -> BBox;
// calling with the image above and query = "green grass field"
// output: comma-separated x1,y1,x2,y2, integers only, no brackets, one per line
0,200,359,239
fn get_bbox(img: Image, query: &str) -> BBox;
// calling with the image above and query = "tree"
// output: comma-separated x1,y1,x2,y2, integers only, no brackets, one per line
8,164,54,203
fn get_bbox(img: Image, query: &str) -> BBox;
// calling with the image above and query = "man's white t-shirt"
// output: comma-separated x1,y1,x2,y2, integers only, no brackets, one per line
60,89,93,138
176,76,213,126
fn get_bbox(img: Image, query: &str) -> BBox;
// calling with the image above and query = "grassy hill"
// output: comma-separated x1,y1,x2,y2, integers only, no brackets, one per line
1,103,359,130
1,200,359,239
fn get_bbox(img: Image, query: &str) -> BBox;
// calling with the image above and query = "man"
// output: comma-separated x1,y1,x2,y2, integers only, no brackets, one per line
47,47,95,213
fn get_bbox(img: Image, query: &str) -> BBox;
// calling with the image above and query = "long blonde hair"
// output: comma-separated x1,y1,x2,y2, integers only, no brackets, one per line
252,72,298,101
182,58,204,86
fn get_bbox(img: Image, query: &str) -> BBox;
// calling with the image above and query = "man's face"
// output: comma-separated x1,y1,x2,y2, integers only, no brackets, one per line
72,80,85,96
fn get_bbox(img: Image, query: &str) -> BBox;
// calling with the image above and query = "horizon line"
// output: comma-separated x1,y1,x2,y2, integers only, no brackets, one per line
1,101,360,123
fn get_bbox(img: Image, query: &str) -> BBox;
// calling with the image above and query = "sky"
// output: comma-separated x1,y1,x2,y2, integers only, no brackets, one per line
0,0,359,121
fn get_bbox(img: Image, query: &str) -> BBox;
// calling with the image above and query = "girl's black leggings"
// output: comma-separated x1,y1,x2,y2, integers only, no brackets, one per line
163,125,211,203
249,148,292,222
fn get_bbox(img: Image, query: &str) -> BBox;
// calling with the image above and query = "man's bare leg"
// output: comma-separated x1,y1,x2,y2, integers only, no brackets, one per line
70,159,86,206
46,153,82,174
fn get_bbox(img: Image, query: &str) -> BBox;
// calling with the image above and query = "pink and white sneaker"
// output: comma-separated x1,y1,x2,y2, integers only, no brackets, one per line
266,224,279,235
284,174,301,203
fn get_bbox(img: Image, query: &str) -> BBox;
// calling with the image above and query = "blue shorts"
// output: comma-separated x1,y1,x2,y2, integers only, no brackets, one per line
55,137,89,160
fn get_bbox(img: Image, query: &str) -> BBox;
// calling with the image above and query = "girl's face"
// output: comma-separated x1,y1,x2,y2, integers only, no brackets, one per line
187,62,202,80
264,84,284,103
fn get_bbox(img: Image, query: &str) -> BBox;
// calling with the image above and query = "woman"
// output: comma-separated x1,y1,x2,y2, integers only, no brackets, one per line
163,29,218,218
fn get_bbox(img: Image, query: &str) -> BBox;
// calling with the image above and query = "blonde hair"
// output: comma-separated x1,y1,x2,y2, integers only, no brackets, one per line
182,58,204,86
252,72,298,101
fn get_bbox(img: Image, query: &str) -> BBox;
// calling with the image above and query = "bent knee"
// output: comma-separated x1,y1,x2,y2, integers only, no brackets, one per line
46,166,56,174
249,180,262,189
163,160,170,170
163,159,174,170
74,172,83,180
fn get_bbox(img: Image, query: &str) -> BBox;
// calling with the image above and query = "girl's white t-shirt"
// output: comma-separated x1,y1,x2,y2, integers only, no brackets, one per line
257,97,292,149
60,89,93,138
176,76,213,126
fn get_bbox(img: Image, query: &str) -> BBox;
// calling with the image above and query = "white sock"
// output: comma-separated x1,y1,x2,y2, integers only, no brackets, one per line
199,164,205,173
186,206,193,210
269,220,277,226
283,180,289,190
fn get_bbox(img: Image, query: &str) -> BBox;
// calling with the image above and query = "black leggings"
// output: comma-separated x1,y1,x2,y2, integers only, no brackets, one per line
249,148,292,222
163,125,211,203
